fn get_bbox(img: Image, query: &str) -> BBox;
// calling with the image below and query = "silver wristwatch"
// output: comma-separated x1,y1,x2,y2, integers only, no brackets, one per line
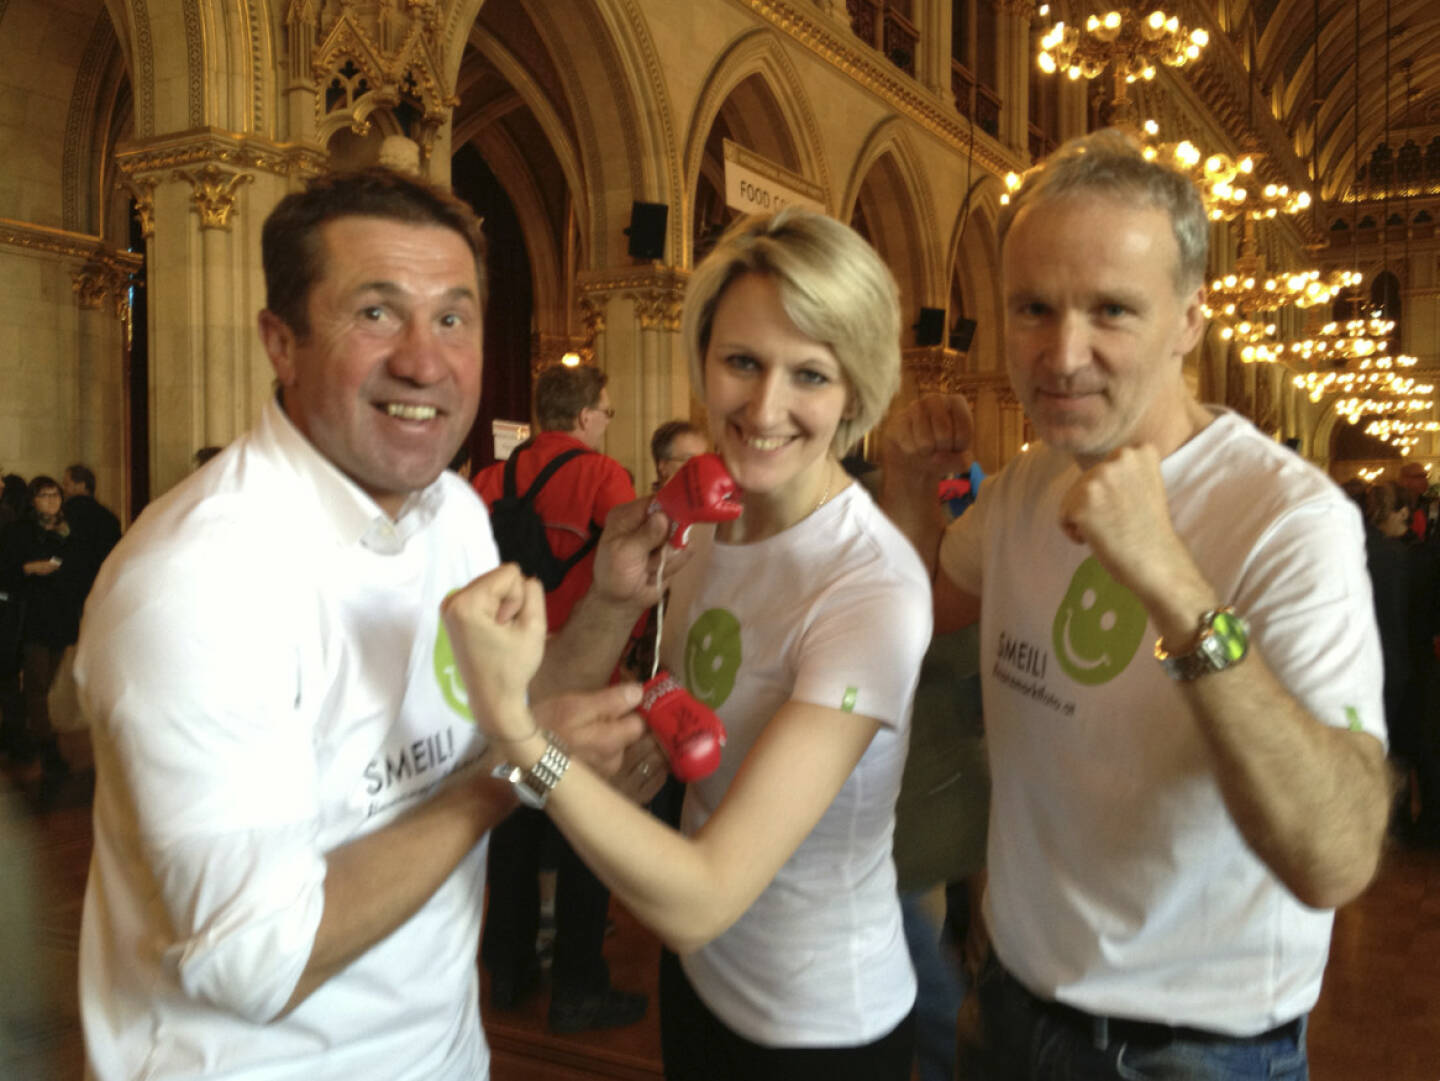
1154,606,1251,681
491,731,570,809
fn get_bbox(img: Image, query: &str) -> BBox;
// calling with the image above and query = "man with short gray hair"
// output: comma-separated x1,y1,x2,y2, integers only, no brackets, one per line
883,129,1390,1079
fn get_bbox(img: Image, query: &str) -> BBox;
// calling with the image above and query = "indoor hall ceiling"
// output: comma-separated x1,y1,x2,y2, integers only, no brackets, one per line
1222,0,1440,202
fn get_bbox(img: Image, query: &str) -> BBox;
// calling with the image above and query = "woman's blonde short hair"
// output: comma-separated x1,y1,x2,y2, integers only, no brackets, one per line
681,208,902,455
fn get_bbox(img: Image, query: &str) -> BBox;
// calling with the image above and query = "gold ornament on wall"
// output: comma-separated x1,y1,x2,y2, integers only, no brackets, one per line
116,175,159,239
69,249,141,326
629,288,684,332
171,165,255,230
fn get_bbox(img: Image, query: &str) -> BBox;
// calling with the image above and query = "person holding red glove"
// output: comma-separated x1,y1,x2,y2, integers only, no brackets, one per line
444,207,932,1081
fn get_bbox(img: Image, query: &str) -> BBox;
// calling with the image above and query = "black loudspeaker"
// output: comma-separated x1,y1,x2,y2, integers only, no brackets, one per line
949,317,978,352
626,201,668,260
914,307,945,346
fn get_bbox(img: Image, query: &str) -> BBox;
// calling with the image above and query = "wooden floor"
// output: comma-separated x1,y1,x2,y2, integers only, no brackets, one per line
3,756,1438,1080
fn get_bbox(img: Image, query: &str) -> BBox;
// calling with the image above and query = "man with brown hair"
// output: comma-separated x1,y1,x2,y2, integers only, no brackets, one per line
75,168,663,1081
475,364,636,628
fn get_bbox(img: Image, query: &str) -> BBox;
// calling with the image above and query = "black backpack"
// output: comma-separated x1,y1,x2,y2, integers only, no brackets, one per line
488,443,602,592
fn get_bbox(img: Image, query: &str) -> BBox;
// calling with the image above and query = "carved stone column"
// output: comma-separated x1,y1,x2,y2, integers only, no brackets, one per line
915,0,953,99
994,0,1035,156
576,265,691,483
115,131,326,495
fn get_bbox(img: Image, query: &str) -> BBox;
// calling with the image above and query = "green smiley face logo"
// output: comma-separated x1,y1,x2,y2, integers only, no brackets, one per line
684,608,742,708
433,616,476,722
1051,557,1147,686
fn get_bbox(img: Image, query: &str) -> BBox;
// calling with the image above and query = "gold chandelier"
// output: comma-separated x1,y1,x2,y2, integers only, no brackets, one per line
1273,316,1395,364
1293,354,1421,403
1362,416,1440,454
1326,365,1437,454
1139,122,1312,222
1037,8,1209,84
1205,267,1360,325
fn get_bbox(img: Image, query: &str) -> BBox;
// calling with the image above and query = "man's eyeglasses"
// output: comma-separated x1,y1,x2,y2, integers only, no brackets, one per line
590,405,616,419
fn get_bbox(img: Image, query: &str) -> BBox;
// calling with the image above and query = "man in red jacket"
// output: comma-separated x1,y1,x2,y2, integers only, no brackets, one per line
472,363,646,1033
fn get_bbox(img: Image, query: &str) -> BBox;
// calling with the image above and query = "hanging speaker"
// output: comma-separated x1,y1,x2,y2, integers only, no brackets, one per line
626,201,668,260
914,307,945,346
949,317,978,352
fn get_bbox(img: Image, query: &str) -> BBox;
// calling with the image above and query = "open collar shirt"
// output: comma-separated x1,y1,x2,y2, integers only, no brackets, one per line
76,397,501,1081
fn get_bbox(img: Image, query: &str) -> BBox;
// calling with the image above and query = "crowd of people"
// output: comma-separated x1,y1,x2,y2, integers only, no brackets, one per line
0,465,120,787
1344,462,1440,845
1,127,1416,1081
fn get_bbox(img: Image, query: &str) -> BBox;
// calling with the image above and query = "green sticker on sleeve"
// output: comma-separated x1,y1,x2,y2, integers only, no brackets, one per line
1344,705,1363,732
840,686,858,713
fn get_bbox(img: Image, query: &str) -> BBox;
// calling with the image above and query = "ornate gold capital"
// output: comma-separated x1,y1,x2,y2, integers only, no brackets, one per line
579,296,607,341
172,164,255,230
628,289,685,332
578,265,691,335
116,128,327,183
1,219,140,323
68,249,142,323
115,175,159,239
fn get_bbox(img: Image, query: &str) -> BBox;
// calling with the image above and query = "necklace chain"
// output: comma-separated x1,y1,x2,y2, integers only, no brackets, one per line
814,465,832,514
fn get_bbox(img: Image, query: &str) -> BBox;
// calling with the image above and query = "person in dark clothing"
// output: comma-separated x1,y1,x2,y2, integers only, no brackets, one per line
1360,482,1414,726
0,474,31,759
60,464,123,611
10,476,80,778
472,365,648,1035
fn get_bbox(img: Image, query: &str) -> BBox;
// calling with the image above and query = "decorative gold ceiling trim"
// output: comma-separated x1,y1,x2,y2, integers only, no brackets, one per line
739,0,1023,179
577,265,692,296
114,127,327,180
0,218,143,269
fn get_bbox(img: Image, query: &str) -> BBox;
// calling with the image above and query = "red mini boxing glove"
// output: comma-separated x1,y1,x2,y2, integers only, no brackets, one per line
652,452,742,548
639,671,727,782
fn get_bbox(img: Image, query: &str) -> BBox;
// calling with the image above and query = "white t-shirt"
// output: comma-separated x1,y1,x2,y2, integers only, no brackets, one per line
76,399,500,1081
660,481,932,1047
940,408,1386,1036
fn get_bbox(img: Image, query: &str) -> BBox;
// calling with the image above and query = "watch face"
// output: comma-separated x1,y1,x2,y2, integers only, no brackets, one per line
1209,609,1249,663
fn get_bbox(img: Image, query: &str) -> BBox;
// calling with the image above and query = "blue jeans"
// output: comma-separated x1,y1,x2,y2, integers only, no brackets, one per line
900,891,969,1081
972,956,1309,1081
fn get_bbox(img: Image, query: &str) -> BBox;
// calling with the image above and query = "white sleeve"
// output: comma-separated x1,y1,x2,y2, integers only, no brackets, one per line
790,543,933,728
1236,495,1387,745
79,529,326,1023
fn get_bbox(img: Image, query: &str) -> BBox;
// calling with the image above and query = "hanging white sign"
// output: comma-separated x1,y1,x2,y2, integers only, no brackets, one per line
722,139,827,217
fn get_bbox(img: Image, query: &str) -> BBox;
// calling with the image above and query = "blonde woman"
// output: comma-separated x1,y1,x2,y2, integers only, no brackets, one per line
446,209,932,1080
